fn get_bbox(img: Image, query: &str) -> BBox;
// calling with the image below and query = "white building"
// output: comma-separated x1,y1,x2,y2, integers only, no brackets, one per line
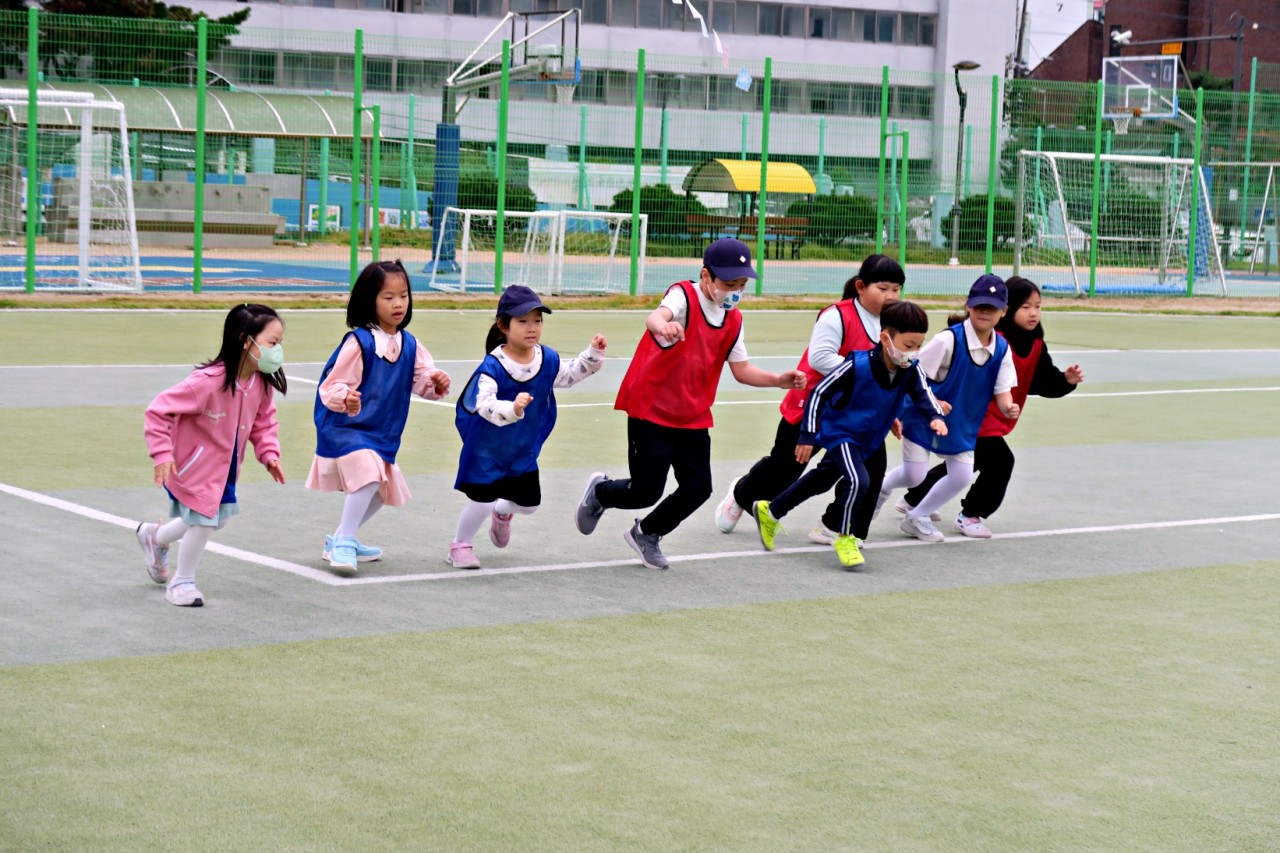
182,1,1022,191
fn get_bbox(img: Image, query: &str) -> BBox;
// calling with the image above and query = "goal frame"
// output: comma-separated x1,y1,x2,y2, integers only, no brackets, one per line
1013,150,1227,295
428,207,647,295
0,87,142,291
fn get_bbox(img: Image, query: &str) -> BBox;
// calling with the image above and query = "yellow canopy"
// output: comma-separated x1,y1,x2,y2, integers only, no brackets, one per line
682,158,817,195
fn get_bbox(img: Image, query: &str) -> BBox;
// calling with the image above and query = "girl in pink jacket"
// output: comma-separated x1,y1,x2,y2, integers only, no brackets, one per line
138,303,287,607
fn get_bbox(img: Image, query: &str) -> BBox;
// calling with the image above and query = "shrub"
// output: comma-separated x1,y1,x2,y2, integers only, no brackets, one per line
609,184,707,238
786,194,876,245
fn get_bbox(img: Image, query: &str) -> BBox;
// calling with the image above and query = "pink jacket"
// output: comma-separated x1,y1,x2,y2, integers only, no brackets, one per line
144,364,281,518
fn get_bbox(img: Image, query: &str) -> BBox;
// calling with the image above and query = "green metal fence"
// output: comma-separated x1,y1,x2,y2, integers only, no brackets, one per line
4,8,1279,297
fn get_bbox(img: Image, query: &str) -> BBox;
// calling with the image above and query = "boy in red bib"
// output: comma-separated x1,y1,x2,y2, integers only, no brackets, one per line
574,238,806,570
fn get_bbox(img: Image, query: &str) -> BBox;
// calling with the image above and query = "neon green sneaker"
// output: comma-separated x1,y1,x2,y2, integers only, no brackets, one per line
833,535,865,569
752,501,782,551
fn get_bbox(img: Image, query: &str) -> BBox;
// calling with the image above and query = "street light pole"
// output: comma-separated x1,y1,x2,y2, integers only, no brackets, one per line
948,60,979,266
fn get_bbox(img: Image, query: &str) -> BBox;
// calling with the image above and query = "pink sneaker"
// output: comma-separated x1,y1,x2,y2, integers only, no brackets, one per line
489,511,514,548
445,540,481,569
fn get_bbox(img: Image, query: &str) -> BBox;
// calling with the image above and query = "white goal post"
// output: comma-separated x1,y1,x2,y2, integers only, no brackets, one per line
428,207,647,295
1014,150,1226,295
0,88,142,291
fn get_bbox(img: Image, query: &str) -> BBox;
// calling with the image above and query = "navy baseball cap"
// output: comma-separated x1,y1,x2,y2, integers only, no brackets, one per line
967,274,1008,309
497,284,551,317
703,238,757,281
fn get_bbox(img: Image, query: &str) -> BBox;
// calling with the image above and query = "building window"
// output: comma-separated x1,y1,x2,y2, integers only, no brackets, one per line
900,13,918,45
894,86,933,120
734,2,757,35
781,5,804,37
582,0,607,24
664,2,686,30
757,3,781,36
808,8,830,39
877,12,895,43
453,0,473,12
367,57,393,91
920,15,936,46
712,0,734,33
637,0,659,27
831,9,852,41
612,0,635,26
855,11,875,43
851,83,879,116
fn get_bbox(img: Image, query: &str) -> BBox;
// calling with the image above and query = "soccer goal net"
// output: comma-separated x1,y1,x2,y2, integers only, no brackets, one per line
428,207,647,295
1014,151,1226,295
0,88,142,291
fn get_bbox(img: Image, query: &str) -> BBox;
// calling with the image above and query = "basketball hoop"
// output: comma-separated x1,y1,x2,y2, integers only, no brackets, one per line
1107,106,1142,135
554,83,575,106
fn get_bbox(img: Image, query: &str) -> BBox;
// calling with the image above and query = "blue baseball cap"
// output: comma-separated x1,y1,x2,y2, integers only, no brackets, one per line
497,284,551,317
967,274,1008,309
703,238,757,281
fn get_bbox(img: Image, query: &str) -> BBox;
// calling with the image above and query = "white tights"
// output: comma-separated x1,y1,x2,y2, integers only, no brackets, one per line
155,517,227,582
882,457,975,520
334,482,384,540
453,499,537,545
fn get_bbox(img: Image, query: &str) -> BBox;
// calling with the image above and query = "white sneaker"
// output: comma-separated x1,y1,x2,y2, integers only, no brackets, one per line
165,580,204,607
871,490,891,520
135,521,170,585
714,478,744,533
895,496,942,523
954,514,992,539
899,515,945,543
808,522,838,545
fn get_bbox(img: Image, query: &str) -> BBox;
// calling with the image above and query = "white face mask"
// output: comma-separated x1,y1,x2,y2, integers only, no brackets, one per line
884,338,918,369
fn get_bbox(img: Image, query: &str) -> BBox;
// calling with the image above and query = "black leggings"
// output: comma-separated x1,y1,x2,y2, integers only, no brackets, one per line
768,442,870,537
902,434,1015,520
595,418,713,538
733,416,886,539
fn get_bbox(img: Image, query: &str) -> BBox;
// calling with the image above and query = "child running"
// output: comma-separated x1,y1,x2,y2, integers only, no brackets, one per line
715,254,906,546
752,301,947,568
307,260,451,574
897,276,1083,537
574,237,806,570
449,285,607,569
137,303,287,607
879,274,1021,542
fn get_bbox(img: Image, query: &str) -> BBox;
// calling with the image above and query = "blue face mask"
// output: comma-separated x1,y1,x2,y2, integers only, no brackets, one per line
250,336,285,375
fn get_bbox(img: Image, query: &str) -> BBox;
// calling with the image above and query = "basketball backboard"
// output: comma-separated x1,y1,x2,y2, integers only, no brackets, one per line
1102,55,1179,119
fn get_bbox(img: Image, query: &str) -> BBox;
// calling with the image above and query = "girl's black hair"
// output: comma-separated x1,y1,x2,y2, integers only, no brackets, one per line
346,260,413,331
842,254,906,300
201,303,287,395
484,318,509,354
880,300,929,336
998,275,1045,345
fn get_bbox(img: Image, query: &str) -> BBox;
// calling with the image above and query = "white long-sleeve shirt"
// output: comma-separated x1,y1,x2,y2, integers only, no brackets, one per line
806,298,880,376
475,342,606,426
917,318,1017,394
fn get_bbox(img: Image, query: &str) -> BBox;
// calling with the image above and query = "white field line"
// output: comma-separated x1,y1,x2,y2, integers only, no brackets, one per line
0,481,344,586
2,479,1277,587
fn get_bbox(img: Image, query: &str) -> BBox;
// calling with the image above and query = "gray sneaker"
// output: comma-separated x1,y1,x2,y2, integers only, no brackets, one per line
575,472,609,535
623,519,669,570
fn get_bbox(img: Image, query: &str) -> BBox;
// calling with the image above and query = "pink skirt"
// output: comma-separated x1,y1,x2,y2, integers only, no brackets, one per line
304,449,411,507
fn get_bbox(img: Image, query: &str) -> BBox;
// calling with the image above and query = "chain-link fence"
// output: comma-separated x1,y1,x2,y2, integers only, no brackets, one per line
3,8,1278,297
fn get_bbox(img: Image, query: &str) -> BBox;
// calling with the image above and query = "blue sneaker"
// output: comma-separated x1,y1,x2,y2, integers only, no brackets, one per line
323,534,383,563
326,536,360,575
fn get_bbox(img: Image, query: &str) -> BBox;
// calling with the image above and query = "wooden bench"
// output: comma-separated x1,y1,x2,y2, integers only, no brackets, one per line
684,214,808,260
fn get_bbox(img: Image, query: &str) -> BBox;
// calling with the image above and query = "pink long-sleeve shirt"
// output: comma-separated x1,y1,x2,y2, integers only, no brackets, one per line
316,329,445,412
144,365,281,518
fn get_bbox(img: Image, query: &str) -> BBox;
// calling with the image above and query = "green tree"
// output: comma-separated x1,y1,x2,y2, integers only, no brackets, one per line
0,0,251,84
942,195,1024,251
609,184,706,239
786,194,876,246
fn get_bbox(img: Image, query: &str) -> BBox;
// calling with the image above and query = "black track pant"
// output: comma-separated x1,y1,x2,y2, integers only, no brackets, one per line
768,442,870,537
732,416,886,539
595,418,713,537
902,434,1015,520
